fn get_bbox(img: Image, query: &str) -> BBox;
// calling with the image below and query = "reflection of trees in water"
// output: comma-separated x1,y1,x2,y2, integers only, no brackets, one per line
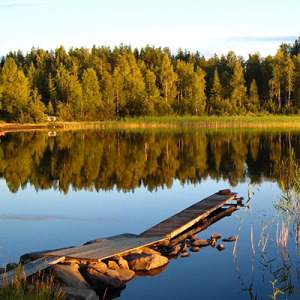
0,129,300,194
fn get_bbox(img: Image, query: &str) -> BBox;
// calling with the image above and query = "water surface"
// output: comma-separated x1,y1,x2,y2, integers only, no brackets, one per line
0,128,299,299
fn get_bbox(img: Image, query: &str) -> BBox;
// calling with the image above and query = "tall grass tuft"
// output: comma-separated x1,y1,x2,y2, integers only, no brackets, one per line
0,265,65,300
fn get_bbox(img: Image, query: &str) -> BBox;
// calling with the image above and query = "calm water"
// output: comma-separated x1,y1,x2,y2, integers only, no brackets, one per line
0,128,300,299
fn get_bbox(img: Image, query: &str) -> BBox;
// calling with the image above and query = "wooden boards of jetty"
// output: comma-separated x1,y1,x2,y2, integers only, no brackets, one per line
44,236,166,262
138,190,238,239
44,190,238,262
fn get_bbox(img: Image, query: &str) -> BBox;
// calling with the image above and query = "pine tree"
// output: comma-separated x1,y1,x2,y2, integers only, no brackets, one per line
209,69,222,115
230,60,247,111
248,79,260,113
160,52,178,105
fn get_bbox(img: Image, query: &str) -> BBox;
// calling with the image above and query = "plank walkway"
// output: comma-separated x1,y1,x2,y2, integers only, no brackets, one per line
139,191,237,238
0,256,65,288
45,190,238,262
44,236,166,262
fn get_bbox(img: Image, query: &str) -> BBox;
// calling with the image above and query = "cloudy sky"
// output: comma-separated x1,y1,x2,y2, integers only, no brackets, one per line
0,0,299,58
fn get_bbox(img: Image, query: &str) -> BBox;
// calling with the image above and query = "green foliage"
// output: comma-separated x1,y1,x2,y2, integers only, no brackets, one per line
0,265,65,300
1,40,300,122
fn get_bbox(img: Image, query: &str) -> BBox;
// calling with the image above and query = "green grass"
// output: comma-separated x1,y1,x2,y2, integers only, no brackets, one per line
99,115,300,128
0,265,65,300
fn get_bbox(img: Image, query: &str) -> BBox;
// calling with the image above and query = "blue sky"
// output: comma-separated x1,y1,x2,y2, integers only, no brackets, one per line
0,0,299,59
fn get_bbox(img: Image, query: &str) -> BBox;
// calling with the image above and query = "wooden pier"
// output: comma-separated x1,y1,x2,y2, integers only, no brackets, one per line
44,190,238,261
0,190,240,287
139,190,238,239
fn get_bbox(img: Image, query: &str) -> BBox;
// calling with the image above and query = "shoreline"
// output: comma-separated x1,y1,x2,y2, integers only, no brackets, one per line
2,116,300,133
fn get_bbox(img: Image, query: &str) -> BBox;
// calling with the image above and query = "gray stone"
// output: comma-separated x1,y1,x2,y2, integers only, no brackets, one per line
5,263,18,271
124,253,169,271
84,233,137,245
51,263,92,290
19,247,74,264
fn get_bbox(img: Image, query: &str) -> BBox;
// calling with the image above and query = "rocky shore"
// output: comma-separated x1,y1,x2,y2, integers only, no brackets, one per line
0,232,236,299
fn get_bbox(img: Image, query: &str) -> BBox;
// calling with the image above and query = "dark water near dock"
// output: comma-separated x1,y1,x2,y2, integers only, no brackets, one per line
0,128,300,299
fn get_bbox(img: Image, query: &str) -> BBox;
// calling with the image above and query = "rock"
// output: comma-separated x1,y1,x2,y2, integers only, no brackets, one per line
160,245,180,256
84,233,137,245
51,263,92,290
210,238,217,247
59,286,97,300
190,246,200,253
192,239,210,247
115,257,130,270
107,260,119,270
218,189,231,195
222,236,237,242
83,266,126,290
188,235,198,242
86,262,135,282
217,244,225,251
5,263,18,271
181,252,190,258
0,268,5,274
180,242,187,253
123,253,169,271
139,247,161,255
19,247,74,264
211,234,221,239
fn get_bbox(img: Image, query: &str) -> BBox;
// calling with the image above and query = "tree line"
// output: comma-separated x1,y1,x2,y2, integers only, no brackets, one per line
1,38,300,122
0,129,297,194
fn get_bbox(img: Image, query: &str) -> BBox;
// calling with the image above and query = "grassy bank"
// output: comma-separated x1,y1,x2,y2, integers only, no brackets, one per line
2,115,300,132
61,115,300,129
0,266,65,300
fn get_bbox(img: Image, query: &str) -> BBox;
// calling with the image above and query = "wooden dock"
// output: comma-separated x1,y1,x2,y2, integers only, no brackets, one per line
44,236,166,262
139,191,238,239
44,190,238,262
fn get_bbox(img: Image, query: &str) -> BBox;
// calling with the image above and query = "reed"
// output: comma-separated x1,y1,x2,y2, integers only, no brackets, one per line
0,265,65,300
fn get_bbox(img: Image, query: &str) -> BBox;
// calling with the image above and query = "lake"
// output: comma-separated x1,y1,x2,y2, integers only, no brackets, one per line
0,128,299,299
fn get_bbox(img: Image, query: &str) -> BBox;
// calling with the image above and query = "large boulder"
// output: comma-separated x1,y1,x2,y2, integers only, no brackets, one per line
123,253,169,271
83,265,126,290
51,263,92,290
85,262,135,282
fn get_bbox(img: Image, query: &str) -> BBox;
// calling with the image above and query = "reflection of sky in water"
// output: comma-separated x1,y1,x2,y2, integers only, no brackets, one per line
1,177,294,299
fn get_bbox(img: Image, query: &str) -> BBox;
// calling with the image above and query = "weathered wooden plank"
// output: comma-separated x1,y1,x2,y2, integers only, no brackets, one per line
139,192,237,238
0,256,65,288
45,236,166,262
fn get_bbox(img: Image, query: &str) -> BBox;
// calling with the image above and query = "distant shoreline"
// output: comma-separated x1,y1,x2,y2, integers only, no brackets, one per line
2,116,300,133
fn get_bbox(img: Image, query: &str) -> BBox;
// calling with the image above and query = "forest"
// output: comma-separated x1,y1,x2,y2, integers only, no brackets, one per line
1,37,300,122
